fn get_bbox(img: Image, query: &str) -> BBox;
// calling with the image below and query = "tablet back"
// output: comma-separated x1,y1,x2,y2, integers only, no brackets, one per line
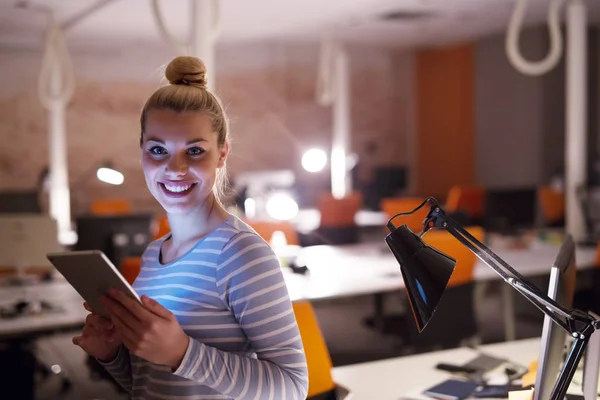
46,250,141,318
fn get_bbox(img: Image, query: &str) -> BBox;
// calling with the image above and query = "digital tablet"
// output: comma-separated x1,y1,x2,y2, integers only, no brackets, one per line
46,250,141,318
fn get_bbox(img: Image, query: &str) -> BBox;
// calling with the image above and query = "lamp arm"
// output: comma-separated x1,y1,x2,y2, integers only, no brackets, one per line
388,197,600,400
427,204,600,400
423,203,587,331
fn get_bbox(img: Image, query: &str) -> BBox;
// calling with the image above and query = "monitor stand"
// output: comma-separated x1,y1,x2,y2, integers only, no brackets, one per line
583,312,600,400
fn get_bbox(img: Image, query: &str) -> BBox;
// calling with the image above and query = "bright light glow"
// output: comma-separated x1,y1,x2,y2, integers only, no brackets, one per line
302,148,327,172
58,230,78,246
97,167,124,185
266,193,299,221
244,198,256,219
269,230,288,249
331,147,347,199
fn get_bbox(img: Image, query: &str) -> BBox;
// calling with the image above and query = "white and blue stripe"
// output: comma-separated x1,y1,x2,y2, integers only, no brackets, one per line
100,215,308,399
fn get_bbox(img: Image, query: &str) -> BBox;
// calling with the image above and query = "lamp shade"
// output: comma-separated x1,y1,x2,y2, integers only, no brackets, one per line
385,224,457,332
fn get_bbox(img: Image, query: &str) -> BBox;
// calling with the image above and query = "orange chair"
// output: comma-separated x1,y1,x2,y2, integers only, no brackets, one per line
445,186,486,220
381,197,427,233
317,192,363,228
293,301,336,399
154,215,171,239
422,226,485,287
399,226,485,349
120,256,142,285
245,220,300,246
538,186,565,225
90,198,131,216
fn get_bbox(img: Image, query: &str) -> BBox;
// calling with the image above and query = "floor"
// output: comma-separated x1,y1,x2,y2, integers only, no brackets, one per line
22,281,544,400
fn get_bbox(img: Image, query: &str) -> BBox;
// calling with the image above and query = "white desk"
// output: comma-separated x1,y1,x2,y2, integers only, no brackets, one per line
282,241,597,301
0,278,87,339
0,240,595,340
281,240,597,341
332,337,591,400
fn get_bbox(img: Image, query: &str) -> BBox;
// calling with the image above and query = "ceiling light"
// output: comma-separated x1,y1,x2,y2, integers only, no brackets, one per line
302,148,328,173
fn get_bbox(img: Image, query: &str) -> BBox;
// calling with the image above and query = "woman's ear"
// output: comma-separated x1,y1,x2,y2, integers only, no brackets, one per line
217,141,229,168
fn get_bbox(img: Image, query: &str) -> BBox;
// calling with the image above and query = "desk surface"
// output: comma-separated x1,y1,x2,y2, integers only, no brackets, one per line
282,240,597,302
332,337,590,400
0,238,596,338
0,279,87,339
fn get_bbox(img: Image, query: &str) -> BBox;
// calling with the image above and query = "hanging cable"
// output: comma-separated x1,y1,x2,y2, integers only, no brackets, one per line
151,0,221,55
37,14,75,110
505,0,566,76
316,36,336,106
150,0,189,54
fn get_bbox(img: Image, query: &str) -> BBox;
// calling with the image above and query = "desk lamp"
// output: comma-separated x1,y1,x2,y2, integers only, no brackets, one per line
384,197,600,400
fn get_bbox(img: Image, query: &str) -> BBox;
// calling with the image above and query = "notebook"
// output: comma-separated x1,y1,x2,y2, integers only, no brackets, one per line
422,379,480,400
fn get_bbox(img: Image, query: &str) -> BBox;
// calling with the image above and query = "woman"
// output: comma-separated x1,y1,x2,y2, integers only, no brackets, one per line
73,56,309,399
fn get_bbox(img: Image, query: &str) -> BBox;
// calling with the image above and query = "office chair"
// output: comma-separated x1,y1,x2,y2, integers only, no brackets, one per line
316,192,363,245
293,301,337,400
90,198,132,215
394,227,484,352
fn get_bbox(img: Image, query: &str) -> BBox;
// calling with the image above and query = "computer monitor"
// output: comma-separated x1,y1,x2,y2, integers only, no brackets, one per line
233,170,296,219
0,190,41,213
0,214,63,272
483,187,538,233
534,234,577,400
234,170,295,196
74,214,153,269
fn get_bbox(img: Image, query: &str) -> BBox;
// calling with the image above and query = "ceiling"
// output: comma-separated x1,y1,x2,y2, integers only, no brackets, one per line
1,0,600,51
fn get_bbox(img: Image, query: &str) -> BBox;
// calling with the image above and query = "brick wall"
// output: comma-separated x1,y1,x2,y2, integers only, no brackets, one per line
0,43,410,214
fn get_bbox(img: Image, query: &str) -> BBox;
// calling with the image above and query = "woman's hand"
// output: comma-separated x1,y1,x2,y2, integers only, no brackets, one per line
73,302,122,362
100,289,190,370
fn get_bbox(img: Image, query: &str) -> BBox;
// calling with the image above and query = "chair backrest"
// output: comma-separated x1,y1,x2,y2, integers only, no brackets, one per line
120,256,142,285
90,198,131,216
154,215,171,239
401,227,485,350
445,186,486,219
538,186,565,225
245,220,300,246
422,226,485,287
317,192,363,228
292,301,336,398
381,197,427,233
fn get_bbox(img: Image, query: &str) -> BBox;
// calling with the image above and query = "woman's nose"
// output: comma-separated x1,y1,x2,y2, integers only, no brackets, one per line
165,154,188,176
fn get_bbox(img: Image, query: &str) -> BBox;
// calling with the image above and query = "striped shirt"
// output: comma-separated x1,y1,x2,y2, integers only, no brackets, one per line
99,215,309,399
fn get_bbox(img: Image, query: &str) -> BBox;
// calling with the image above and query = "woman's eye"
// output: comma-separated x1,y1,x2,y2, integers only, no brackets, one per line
149,146,167,155
187,147,205,156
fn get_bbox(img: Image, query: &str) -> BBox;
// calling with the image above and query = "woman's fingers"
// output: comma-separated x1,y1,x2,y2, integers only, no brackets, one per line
85,313,114,330
72,335,84,346
106,309,138,347
80,323,118,344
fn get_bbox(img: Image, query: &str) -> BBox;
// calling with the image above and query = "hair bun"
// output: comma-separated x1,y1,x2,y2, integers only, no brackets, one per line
165,56,207,89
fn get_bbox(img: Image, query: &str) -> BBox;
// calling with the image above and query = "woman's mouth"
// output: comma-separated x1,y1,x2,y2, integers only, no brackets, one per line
159,182,197,198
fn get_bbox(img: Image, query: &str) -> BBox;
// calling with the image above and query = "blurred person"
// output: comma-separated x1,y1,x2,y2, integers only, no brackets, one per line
72,56,308,399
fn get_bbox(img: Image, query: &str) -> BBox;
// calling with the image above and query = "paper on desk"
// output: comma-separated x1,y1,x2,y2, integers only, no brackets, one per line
508,388,534,400
521,370,537,389
520,358,538,388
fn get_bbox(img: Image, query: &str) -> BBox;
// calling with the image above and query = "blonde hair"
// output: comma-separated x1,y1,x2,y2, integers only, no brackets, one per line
140,56,230,204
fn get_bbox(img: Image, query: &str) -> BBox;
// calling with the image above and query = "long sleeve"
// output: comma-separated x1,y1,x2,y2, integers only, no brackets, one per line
97,345,133,394
173,231,309,399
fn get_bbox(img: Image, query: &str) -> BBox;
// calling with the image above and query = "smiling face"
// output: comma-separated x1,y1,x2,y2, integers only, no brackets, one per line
141,109,228,215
